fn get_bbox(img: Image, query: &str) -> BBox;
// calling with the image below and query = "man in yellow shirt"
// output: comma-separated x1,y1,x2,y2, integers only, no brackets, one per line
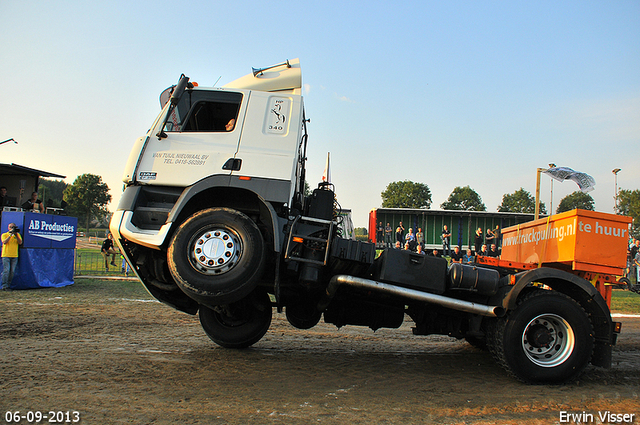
2,223,23,290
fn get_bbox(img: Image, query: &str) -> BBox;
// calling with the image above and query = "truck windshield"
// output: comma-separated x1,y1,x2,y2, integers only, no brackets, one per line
164,91,242,132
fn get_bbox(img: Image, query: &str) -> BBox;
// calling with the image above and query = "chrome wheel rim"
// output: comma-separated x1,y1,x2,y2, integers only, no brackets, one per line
522,313,574,367
190,228,241,275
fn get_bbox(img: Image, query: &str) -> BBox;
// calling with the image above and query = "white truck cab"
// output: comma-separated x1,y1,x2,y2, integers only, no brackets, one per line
110,59,308,309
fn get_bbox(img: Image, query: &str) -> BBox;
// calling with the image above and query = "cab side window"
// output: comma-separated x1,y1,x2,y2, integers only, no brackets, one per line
166,91,242,132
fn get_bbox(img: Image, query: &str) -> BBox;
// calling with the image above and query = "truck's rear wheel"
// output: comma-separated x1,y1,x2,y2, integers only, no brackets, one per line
168,208,265,305
489,290,594,384
199,289,272,348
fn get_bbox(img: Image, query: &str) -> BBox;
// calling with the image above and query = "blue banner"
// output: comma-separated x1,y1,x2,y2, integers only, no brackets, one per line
1,211,76,289
23,212,77,249
0,248,74,289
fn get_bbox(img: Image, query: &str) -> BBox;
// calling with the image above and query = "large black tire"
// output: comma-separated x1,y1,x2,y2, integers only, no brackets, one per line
488,290,594,384
199,289,272,349
168,208,265,305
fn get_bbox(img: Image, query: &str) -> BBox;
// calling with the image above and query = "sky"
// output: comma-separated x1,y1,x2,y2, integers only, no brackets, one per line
1,1,638,228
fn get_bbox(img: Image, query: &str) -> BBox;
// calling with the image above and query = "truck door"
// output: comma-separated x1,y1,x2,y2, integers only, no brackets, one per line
229,91,302,202
134,89,247,187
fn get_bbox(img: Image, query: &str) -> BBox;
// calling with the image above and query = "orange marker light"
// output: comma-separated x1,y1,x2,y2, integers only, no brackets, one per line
293,237,304,243
239,176,251,181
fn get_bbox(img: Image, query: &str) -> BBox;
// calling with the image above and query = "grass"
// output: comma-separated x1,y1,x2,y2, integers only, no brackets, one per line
0,278,154,304
610,290,640,314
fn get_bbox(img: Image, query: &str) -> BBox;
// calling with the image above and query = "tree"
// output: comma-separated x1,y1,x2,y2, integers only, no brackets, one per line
63,174,111,231
38,178,69,209
617,189,640,238
381,181,432,209
498,188,547,214
556,191,595,213
440,186,486,211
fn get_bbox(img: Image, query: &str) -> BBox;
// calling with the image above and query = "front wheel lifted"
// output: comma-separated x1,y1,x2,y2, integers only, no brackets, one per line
199,289,272,349
489,290,594,384
168,208,265,305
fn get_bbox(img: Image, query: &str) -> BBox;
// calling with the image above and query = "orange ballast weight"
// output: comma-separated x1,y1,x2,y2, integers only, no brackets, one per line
498,209,633,306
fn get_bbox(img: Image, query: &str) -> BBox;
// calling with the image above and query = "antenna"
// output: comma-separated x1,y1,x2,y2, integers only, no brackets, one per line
213,76,222,87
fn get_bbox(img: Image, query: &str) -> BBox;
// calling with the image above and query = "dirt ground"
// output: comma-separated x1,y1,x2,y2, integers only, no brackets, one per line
1,284,639,425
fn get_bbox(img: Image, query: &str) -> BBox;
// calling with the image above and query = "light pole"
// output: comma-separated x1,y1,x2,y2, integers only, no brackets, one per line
535,164,556,220
612,168,621,213
535,168,543,220
548,163,556,214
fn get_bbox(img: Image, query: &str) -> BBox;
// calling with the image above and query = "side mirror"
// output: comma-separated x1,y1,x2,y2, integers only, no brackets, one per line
170,75,191,105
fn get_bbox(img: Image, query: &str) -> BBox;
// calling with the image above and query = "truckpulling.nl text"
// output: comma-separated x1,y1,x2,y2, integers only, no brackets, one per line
502,220,627,246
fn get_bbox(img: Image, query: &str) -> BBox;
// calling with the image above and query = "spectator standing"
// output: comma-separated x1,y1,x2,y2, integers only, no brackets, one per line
121,256,131,276
630,238,639,262
1,223,22,290
635,247,640,284
405,228,416,251
626,238,635,278
485,227,495,248
416,227,425,249
631,239,640,283
474,228,484,253
384,223,393,247
376,222,384,247
441,225,451,257
395,226,404,247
